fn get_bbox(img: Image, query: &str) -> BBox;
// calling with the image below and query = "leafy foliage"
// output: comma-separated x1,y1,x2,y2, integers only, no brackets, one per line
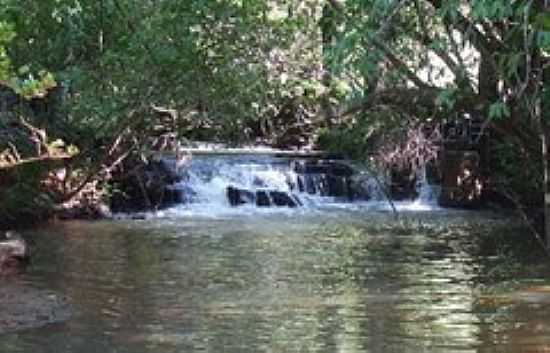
0,21,14,81
0,0,549,225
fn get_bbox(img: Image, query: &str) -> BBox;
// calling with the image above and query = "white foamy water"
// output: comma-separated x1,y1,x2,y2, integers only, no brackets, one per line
123,152,442,219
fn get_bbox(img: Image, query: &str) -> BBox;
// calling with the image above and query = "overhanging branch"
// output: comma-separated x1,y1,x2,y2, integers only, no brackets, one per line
371,38,433,90
340,86,486,119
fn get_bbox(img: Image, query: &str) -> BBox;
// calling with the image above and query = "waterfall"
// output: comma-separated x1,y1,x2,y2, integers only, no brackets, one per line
398,166,441,211
170,156,294,201
416,166,440,204
156,152,441,216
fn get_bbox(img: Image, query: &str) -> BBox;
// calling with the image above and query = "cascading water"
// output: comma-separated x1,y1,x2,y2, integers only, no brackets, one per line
397,167,441,211
156,151,441,217
171,155,298,206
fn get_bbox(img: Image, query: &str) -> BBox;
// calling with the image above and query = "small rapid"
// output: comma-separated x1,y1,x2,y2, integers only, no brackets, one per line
153,151,441,218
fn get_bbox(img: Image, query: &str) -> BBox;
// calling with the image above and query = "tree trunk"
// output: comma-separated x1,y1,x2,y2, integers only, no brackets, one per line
478,51,498,102
543,59,550,248
542,129,550,249
540,56,549,247
319,2,341,127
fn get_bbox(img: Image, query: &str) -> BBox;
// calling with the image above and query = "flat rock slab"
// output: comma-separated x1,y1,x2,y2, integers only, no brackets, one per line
0,284,71,334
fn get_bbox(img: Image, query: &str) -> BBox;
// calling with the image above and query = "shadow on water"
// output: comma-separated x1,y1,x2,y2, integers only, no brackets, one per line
1,210,550,353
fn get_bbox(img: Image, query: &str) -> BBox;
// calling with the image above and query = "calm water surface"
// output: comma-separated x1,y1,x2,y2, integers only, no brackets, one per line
2,210,550,353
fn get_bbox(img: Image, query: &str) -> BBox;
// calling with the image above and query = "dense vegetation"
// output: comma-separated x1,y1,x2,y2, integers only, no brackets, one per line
0,1,549,241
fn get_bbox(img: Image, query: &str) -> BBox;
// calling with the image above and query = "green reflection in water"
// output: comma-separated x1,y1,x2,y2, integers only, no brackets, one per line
1,211,549,353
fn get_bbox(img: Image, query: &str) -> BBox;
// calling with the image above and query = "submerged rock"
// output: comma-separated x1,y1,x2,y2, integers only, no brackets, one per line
0,231,30,276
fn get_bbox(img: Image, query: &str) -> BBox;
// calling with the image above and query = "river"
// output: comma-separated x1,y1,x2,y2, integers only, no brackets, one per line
1,208,550,352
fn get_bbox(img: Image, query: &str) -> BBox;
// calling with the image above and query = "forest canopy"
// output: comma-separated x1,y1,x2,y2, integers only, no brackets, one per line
0,0,549,238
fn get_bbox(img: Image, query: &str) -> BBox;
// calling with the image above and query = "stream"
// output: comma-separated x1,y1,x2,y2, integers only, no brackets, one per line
2,153,550,352
1,209,550,353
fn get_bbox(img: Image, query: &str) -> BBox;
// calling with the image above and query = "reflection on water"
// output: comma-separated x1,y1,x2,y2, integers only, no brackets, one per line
2,211,550,352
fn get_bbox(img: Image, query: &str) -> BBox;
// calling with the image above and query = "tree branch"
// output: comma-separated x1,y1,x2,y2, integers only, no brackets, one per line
326,0,344,12
340,85,487,119
424,0,500,71
371,38,432,89
409,30,475,91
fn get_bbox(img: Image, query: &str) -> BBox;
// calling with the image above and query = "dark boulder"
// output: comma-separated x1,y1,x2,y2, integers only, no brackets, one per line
389,167,418,201
269,190,301,207
0,231,29,276
110,157,185,212
256,190,271,207
226,186,301,207
227,186,256,206
293,160,355,199
148,159,181,184
296,174,318,194
326,175,352,198
328,163,355,177
171,184,197,204
293,160,354,177
438,150,483,208
348,175,373,201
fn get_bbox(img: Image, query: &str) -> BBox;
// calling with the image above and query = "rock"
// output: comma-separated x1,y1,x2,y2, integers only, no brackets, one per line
169,184,196,204
56,201,113,221
269,190,300,207
389,167,418,201
227,186,255,206
348,175,373,201
438,150,483,208
0,231,30,275
226,186,301,207
326,175,352,198
148,159,181,184
293,160,355,199
110,157,186,212
296,174,318,194
96,203,113,219
293,160,354,177
256,190,270,207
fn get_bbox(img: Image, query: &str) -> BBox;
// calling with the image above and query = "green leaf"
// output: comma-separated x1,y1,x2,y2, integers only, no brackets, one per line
436,88,456,110
488,101,510,120
534,13,550,31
